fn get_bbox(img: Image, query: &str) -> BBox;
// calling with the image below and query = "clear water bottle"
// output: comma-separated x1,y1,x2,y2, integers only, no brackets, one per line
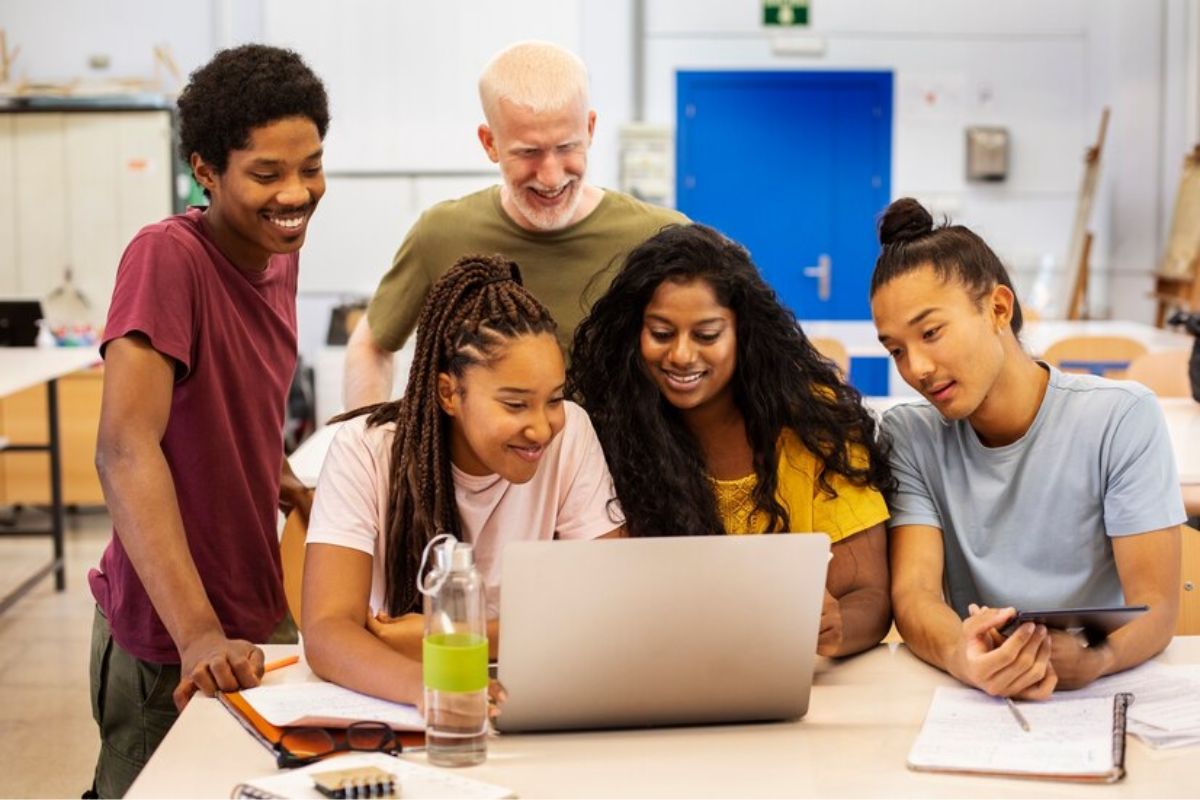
423,540,489,767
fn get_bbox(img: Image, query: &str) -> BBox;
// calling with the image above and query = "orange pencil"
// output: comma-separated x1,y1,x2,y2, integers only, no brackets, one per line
264,655,300,673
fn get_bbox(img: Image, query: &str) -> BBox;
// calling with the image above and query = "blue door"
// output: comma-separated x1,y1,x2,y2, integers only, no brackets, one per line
677,71,892,322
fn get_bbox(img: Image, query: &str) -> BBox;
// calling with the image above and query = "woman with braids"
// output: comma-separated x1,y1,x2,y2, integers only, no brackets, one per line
568,223,892,658
302,255,621,706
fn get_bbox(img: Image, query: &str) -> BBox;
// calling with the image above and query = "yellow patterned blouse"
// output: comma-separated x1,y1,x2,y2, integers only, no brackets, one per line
709,428,889,541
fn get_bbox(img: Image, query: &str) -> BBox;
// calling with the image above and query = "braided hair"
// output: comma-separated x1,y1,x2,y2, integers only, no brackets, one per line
334,254,556,615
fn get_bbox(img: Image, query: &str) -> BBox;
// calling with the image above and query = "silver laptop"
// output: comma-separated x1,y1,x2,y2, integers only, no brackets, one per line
495,534,830,733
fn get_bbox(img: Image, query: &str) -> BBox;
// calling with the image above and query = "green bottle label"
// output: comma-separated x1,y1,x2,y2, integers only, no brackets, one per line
423,632,488,692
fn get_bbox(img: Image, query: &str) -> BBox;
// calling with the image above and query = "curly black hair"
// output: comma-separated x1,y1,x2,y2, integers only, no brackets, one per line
567,223,893,537
177,44,329,175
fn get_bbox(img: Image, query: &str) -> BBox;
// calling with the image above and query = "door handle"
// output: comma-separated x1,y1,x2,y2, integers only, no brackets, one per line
802,254,832,301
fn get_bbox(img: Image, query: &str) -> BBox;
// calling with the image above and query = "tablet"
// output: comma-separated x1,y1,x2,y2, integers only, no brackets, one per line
1000,604,1149,638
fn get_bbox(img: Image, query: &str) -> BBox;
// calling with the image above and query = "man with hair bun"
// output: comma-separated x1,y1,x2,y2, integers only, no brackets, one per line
871,196,1183,700
87,44,329,797
344,40,685,409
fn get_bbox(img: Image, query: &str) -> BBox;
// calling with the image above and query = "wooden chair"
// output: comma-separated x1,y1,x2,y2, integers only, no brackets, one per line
1041,336,1148,379
1125,350,1192,397
810,337,850,376
280,509,308,627
1180,524,1200,636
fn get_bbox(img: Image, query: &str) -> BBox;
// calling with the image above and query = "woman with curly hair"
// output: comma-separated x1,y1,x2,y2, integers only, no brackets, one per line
569,223,892,657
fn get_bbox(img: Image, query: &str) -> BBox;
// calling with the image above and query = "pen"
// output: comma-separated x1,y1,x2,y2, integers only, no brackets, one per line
1005,697,1031,732
264,655,300,673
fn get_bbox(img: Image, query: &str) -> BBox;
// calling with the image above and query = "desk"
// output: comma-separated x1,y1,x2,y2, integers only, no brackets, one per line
803,319,1193,395
0,347,102,614
1161,398,1200,485
291,396,1199,502
128,640,1200,798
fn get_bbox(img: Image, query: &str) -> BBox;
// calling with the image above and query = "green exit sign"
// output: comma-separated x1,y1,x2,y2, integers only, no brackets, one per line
763,0,810,27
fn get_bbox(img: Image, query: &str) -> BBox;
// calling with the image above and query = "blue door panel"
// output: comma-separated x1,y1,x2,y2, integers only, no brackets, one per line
677,71,892,323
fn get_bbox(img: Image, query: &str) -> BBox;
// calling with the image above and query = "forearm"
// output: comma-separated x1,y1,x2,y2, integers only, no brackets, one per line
97,442,223,650
894,590,971,679
305,616,424,705
343,325,394,410
831,585,890,657
1088,600,1177,683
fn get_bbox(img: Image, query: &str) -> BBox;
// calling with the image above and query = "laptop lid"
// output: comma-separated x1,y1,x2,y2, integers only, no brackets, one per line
495,534,830,733
0,300,44,347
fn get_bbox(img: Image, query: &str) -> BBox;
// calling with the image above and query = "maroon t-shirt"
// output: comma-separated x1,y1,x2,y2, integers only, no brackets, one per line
90,208,297,663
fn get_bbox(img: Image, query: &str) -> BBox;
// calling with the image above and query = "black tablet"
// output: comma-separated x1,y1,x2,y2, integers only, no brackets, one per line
1000,604,1149,638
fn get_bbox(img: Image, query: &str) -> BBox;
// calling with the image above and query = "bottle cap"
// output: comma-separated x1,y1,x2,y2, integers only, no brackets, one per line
434,541,475,573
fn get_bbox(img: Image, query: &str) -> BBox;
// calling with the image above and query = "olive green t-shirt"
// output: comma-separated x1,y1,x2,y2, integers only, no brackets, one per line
366,186,686,353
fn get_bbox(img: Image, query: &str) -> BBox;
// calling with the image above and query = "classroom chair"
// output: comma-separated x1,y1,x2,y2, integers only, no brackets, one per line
1180,524,1200,636
280,509,308,627
810,337,850,376
1041,335,1147,379
1125,350,1192,397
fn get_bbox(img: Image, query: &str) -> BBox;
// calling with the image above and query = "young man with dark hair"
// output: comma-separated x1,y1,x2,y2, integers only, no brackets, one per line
87,44,329,797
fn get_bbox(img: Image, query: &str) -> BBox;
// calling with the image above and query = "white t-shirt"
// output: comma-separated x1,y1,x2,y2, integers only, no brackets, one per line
306,401,620,615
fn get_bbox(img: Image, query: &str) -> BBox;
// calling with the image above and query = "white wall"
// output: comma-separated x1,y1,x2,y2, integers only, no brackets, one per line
640,0,1188,321
4,0,1199,366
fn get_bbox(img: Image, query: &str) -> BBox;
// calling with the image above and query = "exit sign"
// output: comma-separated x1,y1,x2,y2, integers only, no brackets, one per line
763,0,810,26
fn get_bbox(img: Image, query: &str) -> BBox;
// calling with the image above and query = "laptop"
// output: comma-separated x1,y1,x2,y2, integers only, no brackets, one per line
0,300,43,346
495,534,830,733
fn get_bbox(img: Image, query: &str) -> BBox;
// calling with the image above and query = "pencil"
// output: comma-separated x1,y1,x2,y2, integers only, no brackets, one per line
1005,697,1031,732
264,655,300,673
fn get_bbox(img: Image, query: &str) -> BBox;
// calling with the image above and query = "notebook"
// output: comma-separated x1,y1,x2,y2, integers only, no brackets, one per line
231,752,515,799
495,535,830,732
907,687,1132,783
220,680,425,761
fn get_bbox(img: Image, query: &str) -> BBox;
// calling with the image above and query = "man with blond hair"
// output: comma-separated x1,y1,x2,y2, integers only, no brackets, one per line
344,40,684,408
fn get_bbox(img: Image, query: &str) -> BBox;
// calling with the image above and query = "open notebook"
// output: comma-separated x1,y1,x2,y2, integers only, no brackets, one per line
907,687,1132,783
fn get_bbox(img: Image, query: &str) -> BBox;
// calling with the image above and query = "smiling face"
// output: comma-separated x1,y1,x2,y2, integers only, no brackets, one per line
640,278,738,415
192,114,325,272
871,265,1010,420
479,97,595,231
438,332,567,483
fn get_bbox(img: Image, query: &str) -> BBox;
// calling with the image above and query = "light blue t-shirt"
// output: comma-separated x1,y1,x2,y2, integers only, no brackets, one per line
882,364,1185,616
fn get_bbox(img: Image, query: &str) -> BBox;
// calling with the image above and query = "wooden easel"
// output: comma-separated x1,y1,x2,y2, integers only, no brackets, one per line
1153,144,1200,327
1064,108,1110,320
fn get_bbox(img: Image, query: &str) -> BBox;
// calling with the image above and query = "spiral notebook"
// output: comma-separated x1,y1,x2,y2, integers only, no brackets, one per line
907,687,1132,783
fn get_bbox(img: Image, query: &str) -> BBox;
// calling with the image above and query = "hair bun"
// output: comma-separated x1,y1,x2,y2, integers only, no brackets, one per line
879,197,934,246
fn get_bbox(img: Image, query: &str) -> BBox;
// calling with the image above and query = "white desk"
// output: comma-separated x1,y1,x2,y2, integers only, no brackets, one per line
0,346,101,615
803,319,1193,359
128,639,1200,798
1161,398,1200,485
290,396,1199,501
804,319,1194,396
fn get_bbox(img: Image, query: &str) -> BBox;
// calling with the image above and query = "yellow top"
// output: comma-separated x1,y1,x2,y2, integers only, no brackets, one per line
710,429,889,541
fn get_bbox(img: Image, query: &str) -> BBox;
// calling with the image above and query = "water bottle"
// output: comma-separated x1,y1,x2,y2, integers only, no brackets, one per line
422,539,489,767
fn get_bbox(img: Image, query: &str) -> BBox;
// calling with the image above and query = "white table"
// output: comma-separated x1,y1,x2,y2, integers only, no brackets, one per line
802,319,1193,359
804,319,1194,396
291,396,1199,503
0,346,101,614
127,639,1200,798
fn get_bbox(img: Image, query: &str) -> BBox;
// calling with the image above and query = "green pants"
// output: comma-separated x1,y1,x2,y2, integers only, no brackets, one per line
88,606,298,798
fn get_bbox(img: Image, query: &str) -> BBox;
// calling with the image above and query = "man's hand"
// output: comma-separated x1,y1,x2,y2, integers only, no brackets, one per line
366,611,424,661
817,589,843,657
279,457,314,523
953,605,1057,699
1047,628,1111,690
172,632,265,711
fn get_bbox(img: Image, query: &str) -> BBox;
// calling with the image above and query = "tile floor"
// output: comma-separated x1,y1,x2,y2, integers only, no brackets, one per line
0,509,110,799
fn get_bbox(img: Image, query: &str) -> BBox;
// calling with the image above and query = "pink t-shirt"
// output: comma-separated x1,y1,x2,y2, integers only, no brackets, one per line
306,401,619,615
90,208,297,663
